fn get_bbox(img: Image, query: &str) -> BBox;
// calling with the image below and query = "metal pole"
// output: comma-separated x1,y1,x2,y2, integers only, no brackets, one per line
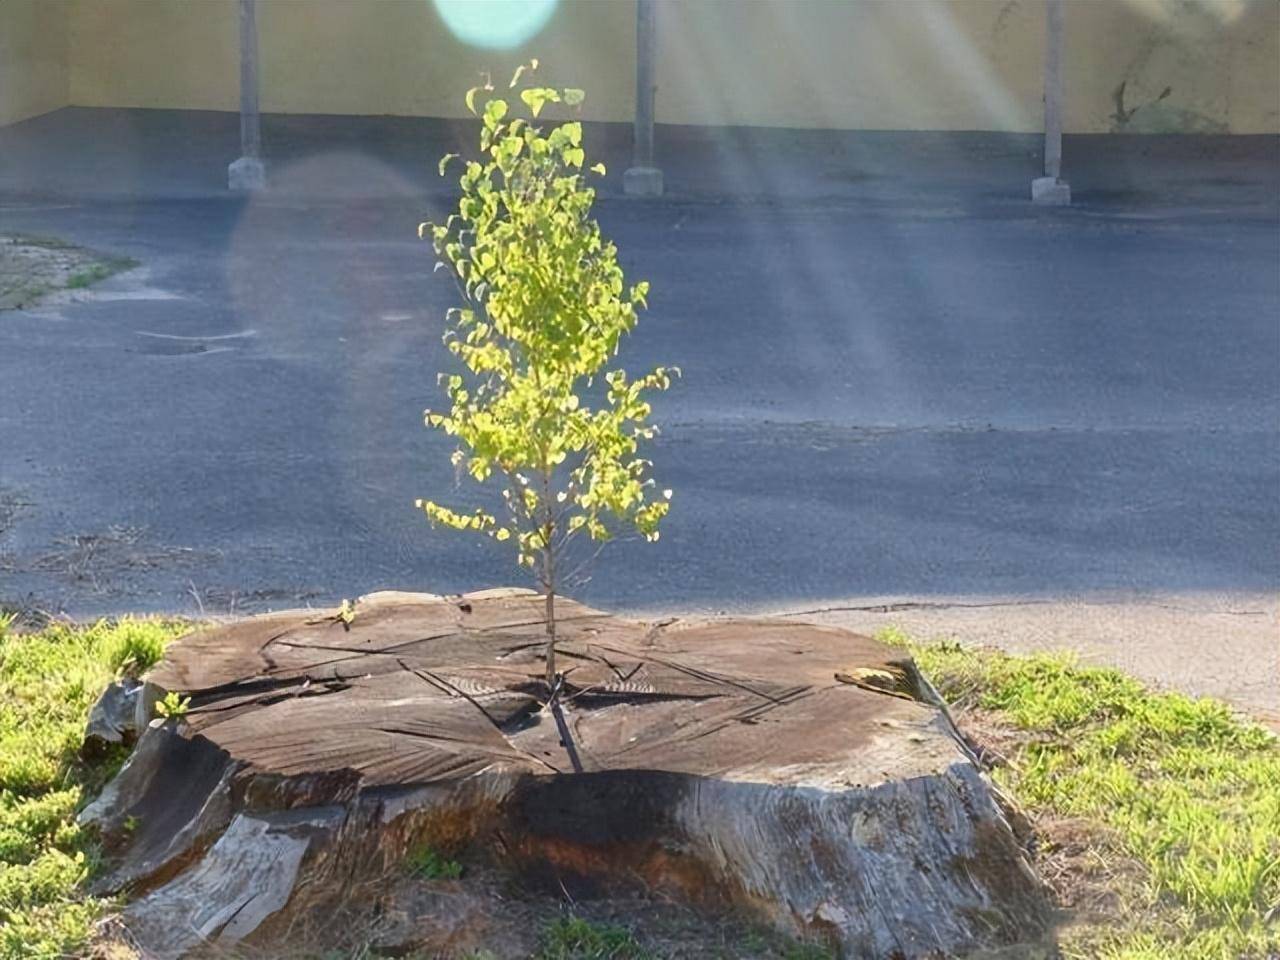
1031,0,1069,204
1044,0,1063,180
239,0,260,160
623,0,663,197
634,0,655,168
228,0,266,190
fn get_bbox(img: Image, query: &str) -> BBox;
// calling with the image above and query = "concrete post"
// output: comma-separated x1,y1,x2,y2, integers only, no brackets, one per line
623,0,663,198
1032,0,1070,205
228,0,266,191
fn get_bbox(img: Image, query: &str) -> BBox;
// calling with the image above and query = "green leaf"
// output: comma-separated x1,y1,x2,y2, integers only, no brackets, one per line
437,153,457,177
520,88,544,117
520,86,561,118
562,87,586,107
465,86,480,115
590,162,606,176
483,98,508,126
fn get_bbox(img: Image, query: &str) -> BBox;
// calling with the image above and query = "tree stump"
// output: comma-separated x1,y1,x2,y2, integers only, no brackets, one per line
82,589,1051,958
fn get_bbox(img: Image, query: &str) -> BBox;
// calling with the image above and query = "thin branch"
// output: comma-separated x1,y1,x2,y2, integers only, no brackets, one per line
558,537,609,588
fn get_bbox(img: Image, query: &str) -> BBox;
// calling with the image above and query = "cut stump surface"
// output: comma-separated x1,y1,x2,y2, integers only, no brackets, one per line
84,589,1050,958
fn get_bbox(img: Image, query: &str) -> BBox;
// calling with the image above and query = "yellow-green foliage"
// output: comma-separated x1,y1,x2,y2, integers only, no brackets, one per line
0,616,187,958
883,631,1280,960
417,63,675,588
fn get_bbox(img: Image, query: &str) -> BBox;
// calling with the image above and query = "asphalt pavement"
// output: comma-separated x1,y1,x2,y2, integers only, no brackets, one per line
1,108,1276,721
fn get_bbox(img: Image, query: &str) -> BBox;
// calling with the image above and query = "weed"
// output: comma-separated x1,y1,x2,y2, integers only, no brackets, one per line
65,264,110,289
538,916,651,959
103,619,171,676
154,690,191,719
404,845,463,881
64,257,136,291
779,942,835,960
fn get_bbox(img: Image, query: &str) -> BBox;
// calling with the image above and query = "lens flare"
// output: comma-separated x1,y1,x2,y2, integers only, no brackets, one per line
432,0,558,50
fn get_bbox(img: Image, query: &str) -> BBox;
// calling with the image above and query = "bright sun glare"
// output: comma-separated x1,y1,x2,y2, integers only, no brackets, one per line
432,0,558,50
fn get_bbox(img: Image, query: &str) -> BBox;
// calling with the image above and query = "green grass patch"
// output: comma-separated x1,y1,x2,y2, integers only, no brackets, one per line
64,263,114,289
404,844,463,881
65,255,138,291
0,614,188,959
537,916,651,959
879,627,1280,960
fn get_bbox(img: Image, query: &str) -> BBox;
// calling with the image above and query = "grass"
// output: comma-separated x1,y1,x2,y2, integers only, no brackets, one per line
64,263,115,290
537,917,651,959
879,627,1280,960
531,916,830,960
68,255,138,291
404,844,463,881
0,613,188,959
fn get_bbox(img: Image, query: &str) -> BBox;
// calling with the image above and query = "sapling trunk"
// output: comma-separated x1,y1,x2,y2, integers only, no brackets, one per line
541,510,558,690
544,579,557,690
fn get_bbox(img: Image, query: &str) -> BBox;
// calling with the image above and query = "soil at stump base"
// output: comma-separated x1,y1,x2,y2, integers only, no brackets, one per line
82,588,1051,958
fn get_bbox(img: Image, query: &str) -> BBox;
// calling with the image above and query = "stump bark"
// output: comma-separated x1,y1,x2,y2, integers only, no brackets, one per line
82,589,1050,958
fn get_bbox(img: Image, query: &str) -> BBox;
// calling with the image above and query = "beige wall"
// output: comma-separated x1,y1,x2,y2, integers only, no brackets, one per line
1064,0,1280,134
654,0,1280,133
66,0,636,122
657,0,1043,131
256,0,635,121
0,0,70,126
69,0,238,113
6,0,1278,133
